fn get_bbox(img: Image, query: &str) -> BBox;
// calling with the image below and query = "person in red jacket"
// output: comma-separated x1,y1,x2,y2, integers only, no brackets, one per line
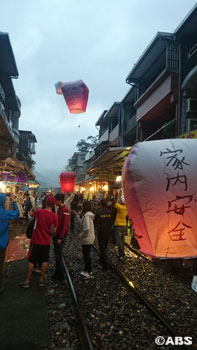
52,193,70,281
21,196,58,288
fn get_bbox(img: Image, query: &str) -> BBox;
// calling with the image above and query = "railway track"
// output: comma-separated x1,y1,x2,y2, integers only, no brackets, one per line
92,244,193,350
62,257,94,350
125,241,197,293
46,231,197,349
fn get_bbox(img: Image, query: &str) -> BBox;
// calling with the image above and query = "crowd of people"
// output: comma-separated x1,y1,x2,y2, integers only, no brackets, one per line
0,190,129,294
2,191,37,220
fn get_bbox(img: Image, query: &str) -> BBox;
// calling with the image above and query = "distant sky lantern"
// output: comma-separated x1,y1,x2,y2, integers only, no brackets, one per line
122,139,197,259
55,81,63,95
61,79,89,114
59,172,76,193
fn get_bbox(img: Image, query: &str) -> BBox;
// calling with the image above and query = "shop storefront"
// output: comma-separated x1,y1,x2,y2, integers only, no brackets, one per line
86,147,131,199
76,180,109,200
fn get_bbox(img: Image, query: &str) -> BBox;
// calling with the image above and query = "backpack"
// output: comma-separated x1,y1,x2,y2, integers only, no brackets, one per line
26,218,35,239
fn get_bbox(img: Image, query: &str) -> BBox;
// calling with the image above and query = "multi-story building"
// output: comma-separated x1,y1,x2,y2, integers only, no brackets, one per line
89,103,131,183
75,5,197,197
175,4,197,135
0,32,20,160
126,32,179,142
70,152,87,182
121,86,137,146
0,32,37,186
17,130,37,170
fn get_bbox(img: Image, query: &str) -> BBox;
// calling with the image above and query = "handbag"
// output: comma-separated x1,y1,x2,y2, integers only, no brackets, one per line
26,218,35,239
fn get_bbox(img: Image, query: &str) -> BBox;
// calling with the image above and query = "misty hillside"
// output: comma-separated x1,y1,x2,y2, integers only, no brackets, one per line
34,168,61,188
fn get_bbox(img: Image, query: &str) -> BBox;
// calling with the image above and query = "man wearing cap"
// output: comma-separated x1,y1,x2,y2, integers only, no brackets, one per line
21,196,58,288
114,195,128,258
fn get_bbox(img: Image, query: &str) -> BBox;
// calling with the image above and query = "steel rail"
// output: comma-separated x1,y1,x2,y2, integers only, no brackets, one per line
93,244,190,350
125,242,153,262
125,242,195,292
62,257,94,350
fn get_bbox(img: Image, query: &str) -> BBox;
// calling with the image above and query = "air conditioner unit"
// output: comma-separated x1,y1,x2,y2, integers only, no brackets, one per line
186,98,197,113
186,118,197,132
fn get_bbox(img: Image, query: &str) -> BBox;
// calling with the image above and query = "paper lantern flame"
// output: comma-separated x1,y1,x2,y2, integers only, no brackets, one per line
59,172,76,193
61,79,89,114
122,139,197,259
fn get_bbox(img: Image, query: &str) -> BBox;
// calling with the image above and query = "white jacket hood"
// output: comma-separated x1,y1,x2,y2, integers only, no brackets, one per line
79,211,95,244
84,211,95,219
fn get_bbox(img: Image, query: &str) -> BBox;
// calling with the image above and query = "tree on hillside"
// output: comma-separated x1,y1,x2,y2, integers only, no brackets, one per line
66,154,77,171
66,135,99,170
77,135,99,152
87,135,99,149
76,139,90,152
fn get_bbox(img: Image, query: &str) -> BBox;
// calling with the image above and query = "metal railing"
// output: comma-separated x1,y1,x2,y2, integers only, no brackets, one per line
143,118,176,142
182,46,197,82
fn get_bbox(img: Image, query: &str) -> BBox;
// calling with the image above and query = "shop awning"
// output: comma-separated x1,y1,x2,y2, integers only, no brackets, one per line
0,157,24,171
88,147,131,181
0,157,35,180
24,165,36,180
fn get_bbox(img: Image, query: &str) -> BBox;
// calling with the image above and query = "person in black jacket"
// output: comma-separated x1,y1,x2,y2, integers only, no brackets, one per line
24,193,32,221
107,199,117,244
95,199,113,270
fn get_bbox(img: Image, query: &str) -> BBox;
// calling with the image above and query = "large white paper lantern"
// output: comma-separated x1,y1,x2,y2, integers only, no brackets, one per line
122,139,197,258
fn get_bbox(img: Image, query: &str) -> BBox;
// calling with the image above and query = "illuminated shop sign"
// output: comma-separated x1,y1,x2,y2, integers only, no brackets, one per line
1,172,27,183
28,183,39,188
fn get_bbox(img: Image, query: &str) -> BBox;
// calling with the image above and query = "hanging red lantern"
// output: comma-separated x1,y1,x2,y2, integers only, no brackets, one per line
59,172,76,193
61,79,89,114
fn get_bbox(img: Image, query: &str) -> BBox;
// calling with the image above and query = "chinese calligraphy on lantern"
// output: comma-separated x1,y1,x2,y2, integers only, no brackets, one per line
160,148,195,242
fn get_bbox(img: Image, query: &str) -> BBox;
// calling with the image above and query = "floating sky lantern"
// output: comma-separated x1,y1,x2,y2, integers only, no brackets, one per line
55,79,89,114
61,80,89,114
59,172,76,193
122,139,197,259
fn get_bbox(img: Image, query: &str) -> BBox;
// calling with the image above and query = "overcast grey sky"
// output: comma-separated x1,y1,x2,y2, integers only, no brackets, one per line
1,0,197,172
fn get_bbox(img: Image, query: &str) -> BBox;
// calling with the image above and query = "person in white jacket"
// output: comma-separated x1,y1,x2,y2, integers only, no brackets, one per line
79,201,95,279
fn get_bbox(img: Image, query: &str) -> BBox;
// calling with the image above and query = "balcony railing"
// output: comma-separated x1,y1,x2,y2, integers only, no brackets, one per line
28,143,36,155
126,116,136,132
99,129,108,143
109,124,119,142
167,44,179,72
12,128,20,144
0,102,18,144
182,44,197,82
0,82,5,102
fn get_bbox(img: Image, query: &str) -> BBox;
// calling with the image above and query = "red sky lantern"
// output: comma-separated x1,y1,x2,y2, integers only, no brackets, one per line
59,172,76,193
61,79,89,114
